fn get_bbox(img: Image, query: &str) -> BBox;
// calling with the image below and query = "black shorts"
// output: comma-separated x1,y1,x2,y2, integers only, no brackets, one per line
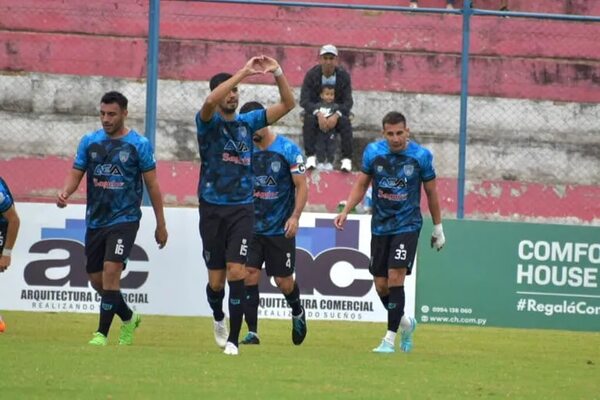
199,201,254,269
247,234,295,277
369,231,420,278
85,222,139,274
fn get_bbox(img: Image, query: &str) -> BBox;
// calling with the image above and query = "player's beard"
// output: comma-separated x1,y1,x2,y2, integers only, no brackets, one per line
103,121,123,136
221,101,237,115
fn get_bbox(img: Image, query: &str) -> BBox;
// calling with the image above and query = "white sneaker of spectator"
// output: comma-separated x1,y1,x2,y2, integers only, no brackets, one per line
317,163,326,171
306,155,316,170
324,162,334,171
340,158,352,172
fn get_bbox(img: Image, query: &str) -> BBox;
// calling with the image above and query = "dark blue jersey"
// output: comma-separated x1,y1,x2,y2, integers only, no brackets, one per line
362,139,436,235
73,129,156,229
195,110,267,205
253,135,305,235
0,177,15,225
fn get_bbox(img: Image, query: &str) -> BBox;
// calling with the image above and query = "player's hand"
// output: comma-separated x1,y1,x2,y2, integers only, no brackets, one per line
333,213,347,230
56,191,69,208
0,255,10,272
284,216,299,239
259,55,280,74
155,225,168,249
431,224,445,251
242,56,267,77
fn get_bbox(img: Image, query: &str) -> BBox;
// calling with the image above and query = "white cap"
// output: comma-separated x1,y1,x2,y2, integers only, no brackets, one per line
319,44,338,56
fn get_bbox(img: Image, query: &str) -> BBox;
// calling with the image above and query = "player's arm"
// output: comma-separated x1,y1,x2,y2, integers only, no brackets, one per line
143,169,168,249
423,178,445,251
199,56,265,122
284,173,308,239
334,172,371,230
262,56,295,124
56,169,85,208
0,205,20,271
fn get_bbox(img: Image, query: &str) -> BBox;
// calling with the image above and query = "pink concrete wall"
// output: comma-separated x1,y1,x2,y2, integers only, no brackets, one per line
3,157,599,222
1,0,599,102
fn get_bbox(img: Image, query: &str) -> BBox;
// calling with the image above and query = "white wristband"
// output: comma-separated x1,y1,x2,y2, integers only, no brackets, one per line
273,66,283,77
2,248,12,257
433,224,444,235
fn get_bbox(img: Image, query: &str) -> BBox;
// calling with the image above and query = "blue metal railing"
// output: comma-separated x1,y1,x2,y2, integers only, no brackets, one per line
144,0,600,213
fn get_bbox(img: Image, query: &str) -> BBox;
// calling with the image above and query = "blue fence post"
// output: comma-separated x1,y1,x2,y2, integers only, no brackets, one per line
457,0,472,219
143,0,160,206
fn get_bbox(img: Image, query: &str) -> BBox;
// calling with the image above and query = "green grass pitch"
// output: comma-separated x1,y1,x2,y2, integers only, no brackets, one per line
0,311,598,399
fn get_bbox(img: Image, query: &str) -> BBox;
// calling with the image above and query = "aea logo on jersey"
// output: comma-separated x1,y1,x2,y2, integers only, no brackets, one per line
254,175,277,187
378,176,407,189
24,219,149,288
94,164,123,177
224,140,250,153
258,218,372,297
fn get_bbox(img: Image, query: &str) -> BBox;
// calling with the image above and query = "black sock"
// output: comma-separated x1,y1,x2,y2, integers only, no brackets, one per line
98,290,120,336
379,295,389,310
206,284,225,321
115,291,133,322
227,279,245,346
387,286,405,333
244,285,259,333
284,282,302,316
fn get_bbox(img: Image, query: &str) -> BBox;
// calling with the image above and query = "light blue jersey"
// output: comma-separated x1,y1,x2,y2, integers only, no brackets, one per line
253,135,305,235
361,139,436,235
195,109,267,205
73,129,156,229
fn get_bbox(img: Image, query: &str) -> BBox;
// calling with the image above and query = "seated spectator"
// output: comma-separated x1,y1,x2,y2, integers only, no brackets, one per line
314,84,338,171
300,44,354,172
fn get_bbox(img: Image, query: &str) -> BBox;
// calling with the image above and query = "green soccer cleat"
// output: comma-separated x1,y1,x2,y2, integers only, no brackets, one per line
292,307,307,345
372,339,395,353
400,316,417,353
240,332,260,345
119,313,142,345
88,332,108,346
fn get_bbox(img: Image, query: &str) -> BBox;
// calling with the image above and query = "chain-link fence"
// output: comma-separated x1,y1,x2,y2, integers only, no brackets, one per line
0,0,598,224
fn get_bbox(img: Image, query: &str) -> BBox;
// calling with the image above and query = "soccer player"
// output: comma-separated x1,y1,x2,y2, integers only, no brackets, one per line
57,91,168,346
0,177,21,333
237,101,308,347
334,111,445,353
196,56,295,355
0,177,20,274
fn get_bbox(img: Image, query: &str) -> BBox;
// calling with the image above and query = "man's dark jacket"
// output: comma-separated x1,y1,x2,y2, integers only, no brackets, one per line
299,65,353,117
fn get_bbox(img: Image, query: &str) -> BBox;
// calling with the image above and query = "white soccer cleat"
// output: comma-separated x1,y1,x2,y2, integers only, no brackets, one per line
340,158,352,172
306,155,317,170
223,341,239,355
213,318,229,348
